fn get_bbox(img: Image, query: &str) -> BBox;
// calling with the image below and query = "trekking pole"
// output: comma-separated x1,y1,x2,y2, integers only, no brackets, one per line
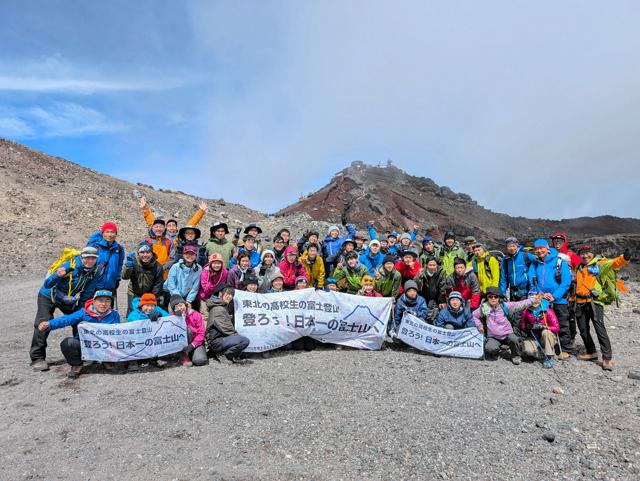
530,330,545,362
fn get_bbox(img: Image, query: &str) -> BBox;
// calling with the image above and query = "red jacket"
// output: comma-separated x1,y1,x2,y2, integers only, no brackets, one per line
395,260,422,294
278,246,308,289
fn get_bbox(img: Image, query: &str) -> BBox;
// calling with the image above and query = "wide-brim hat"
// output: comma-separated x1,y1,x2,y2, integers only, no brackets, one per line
179,225,201,240
244,224,263,234
210,222,229,235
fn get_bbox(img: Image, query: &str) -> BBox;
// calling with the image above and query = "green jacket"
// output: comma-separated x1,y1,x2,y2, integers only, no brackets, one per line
334,264,370,294
440,241,466,276
203,238,235,268
375,266,401,298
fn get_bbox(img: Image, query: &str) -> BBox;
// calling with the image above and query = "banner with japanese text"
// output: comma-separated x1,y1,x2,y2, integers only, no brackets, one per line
234,289,392,352
78,316,188,361
398,313,484,359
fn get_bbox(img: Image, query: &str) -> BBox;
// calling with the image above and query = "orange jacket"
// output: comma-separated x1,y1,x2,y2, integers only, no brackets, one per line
142,206,205,229
575,255,629,304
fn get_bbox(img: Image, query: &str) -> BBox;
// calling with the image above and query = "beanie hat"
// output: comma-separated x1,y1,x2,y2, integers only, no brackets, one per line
404,280,418,293
533,239,550,249
463,236,476,244
139,293,157,307
387,231,399,239
444,231,455,241
261,249,275,261
422,236,433,244
402,248,418,259
505,236,519,246
383,254,396,265
361,275,374,286
328,225,340,235
152,219,166,227
326,277,338,286
101,222,118,234
295,276,308,285
270,269,284,284
243,273,259,287
80,246,99,258
209,252,224,264
138,241,152,253
399,233,411,242
345,251,359,260
169,294,186,309
448,291,464,302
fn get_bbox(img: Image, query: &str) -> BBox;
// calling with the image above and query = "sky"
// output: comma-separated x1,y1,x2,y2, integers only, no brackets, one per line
1,1,639,219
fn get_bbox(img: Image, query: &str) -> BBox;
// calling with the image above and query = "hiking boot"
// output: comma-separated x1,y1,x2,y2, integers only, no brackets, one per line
577,352,598,361
602,359,615,371
67,366,82,379
511,356,522,365
543,357,555,369
31,359,49,371
559,352,570,361
148,359,167,368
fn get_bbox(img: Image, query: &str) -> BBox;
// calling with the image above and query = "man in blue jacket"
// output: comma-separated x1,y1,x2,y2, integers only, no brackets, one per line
528,239,573,358
322,224,356,275
499,236,530,301
164,245,202,311
86,222,125,294
359,239,385,276
390,280,429,337
30,247,100,371
37,290,121,378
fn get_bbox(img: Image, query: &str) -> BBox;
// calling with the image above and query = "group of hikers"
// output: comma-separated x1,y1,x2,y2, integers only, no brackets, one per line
30,197,632,378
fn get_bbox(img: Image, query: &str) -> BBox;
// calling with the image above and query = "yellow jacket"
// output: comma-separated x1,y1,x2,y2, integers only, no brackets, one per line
300,254,325,288
468,251,500,294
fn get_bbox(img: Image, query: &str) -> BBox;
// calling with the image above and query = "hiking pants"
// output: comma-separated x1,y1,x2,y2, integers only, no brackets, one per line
208,334,250,360
523,329,556,358
576,302,611,360
187,328,208,366
60,337,83,366
553,304,572,352
30,293,75,362
485,333,521,358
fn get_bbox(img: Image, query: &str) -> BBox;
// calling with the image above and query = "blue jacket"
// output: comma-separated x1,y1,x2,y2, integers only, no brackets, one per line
435,305,475,329
48,299,120,335
359,250,384,276
527,248,572,305
86,232,125,290
39,256,100,306
322,225,356,262
229,247,261,269
126,297,170,322
499,246,530,297
392,293,428,331
164,258,202,303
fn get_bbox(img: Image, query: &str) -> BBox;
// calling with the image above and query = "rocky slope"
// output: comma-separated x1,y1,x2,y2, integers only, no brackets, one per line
277,161,640,253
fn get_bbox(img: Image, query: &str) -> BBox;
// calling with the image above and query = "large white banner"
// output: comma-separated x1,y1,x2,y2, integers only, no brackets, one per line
398,313,484,359
78,316,188,362
234,289,392,352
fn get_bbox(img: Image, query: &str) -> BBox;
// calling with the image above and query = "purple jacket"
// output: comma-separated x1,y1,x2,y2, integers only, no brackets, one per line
472,298,533,340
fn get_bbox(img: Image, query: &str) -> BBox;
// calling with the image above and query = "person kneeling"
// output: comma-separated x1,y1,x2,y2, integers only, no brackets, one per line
435,291,474,330
472,287,536,365
169,294,208,367
205,286,250,363
37,290,120,379
519,293,560,369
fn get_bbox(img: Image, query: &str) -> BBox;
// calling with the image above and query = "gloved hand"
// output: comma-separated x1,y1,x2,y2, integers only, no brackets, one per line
182,343,195,354
234,228,241,238
125,252,136,268
149,312,161,322
623,249,631,261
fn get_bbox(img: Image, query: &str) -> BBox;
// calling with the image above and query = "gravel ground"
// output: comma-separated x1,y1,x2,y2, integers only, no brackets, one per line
1,278,640,481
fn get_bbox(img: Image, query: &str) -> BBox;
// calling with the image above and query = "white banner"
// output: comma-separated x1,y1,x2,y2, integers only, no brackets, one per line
398,313,484,359
234,289,392,352
78,316,188,362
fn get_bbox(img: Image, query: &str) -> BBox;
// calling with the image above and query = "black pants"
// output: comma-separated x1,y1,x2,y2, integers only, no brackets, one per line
208,334,250,360
553,304,572,352
568,303,577,343
60,337,83,366
576,302,612,360
30,294,76,362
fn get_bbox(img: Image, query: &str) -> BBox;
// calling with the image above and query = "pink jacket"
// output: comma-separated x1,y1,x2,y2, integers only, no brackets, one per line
472,298,533,340
278,246,308,289
519,307,560,334
184,308,205,347
198,263,228,301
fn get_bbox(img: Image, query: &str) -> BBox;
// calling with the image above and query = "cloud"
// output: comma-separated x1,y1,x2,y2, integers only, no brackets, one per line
0,56,187,94
0,102,127,138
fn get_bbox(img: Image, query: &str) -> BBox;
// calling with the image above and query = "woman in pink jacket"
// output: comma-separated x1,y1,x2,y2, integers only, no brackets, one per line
519,293,560,369
170,294,207,367
278,246,308,291
198,252,228,314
